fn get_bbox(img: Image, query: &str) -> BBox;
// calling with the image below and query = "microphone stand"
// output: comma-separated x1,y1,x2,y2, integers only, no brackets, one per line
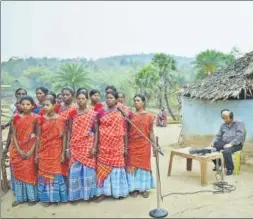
118,108,168,217
149,137,168,218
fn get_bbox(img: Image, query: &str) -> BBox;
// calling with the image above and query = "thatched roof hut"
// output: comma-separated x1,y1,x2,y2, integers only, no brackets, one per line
183,51,253,102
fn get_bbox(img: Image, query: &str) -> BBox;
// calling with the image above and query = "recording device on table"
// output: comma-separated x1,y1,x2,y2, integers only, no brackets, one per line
189,147,217,155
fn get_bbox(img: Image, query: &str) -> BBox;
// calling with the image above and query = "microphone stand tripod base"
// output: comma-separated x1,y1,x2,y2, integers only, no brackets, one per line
149,208,168,218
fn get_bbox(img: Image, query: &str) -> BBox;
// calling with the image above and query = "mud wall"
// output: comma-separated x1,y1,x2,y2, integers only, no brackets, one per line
182,97,253,140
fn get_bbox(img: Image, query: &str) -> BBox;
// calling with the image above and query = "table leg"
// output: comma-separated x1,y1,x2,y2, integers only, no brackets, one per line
200,160,208,186
220,156,225,181
186,158,192,171
168,151,174,176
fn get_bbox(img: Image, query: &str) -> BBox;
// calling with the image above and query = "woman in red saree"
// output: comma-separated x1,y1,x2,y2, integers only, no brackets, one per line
67,91,98,202
9,96,39,207
156,107,167,127
117,92,127,105
56,93,63,104
89,89,103,112
59,87,76,120
101,85,117,107
58,88,76,170
117,91,132,117
127,94,155,198
36,96,68,207
33,87,49,114
38,91,61,116
95,91,129,202
2,97,24,196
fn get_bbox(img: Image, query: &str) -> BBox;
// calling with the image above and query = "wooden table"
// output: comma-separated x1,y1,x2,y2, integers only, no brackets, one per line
167,147,224,186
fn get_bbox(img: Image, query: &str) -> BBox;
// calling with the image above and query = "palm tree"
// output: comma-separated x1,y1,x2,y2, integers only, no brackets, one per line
193,50,235,80
54,63,91,92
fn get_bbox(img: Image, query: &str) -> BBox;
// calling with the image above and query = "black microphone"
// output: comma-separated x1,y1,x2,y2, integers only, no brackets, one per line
116,106,127,117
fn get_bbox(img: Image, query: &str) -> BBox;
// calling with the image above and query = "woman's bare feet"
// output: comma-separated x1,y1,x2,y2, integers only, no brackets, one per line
70,200,79,205
141,191,149,198
56,202,67,206
95,195,105,203
43,202,51,207
12,201,20,207
89,197,96,202
28,201,38,206
130,191,138,198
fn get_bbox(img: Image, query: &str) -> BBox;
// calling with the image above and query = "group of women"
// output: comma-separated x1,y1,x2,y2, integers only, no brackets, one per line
5,85,156,207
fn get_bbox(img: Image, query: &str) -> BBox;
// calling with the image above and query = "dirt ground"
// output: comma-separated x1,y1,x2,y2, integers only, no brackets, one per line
1,124,253,218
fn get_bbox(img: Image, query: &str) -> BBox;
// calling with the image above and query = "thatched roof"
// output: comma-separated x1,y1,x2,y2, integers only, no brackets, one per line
183,51,253,102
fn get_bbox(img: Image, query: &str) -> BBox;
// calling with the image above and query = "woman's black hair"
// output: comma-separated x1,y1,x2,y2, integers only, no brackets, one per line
15,88,27,95
89,89,100,97
20,96,35,106
61,87,75,96
44,96,56,105
36,87,49,95
106,91,118,99
56,93,62,98
105,85,117,93
117,92,125,98
76,90,88,99
134,94,146,103
47,91,57,99
77,87,88,93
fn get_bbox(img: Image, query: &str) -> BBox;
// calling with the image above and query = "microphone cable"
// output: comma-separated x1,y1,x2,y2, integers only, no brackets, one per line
155,157,236,200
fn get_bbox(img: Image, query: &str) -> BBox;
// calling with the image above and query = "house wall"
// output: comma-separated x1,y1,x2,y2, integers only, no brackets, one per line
181,96,253,165
182,96,253,139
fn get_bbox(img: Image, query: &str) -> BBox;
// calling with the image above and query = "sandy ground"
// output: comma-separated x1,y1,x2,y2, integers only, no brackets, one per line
1,124,253,218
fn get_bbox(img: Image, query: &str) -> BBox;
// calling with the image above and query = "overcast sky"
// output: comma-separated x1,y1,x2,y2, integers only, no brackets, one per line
2,1,253,60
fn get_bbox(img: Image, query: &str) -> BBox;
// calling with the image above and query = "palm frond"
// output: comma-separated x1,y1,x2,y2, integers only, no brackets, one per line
53,63,92,92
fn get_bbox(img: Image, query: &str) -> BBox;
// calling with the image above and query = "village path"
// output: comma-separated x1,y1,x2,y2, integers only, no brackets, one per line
1,124,253,218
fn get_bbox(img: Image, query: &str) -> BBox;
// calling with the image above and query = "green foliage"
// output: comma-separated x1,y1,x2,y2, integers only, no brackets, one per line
193,50,235,80
1,54,193,110
151,53,179,95
23,66,54,91
2,71,16,85
53,63,92,92
152,53,179,120
133,63,159,100
152,53,176,75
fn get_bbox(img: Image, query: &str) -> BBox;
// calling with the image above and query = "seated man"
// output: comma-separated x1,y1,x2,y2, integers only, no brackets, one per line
210,109,245,176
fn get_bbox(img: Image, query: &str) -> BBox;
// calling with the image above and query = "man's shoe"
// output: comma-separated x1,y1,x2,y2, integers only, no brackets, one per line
226,169,233,176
